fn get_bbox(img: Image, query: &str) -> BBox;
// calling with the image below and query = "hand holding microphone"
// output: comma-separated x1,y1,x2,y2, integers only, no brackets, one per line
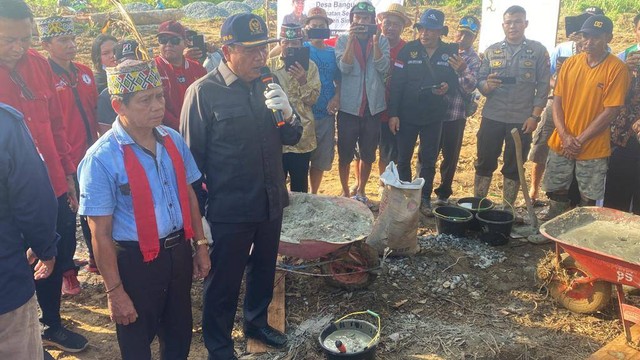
264,83,293,124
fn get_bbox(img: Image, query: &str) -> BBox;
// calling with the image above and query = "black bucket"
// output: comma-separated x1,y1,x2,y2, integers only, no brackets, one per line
456,197,495,231
433,206,473,236
475,209,514,246
319,319,379,360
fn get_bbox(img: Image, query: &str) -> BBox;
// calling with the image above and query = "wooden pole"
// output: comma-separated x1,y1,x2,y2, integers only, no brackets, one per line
413,1,420,40
511,128,538,228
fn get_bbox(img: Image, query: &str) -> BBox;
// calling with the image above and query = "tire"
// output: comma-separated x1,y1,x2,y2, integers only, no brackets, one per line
548,254,612,314
320,242,379,290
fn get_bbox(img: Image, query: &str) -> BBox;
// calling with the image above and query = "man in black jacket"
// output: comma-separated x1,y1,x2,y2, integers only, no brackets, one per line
181,14,302,360
388,9,458,215
0,103,58,359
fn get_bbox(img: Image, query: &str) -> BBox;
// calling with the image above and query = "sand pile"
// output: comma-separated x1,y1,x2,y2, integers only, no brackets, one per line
281,193,373,244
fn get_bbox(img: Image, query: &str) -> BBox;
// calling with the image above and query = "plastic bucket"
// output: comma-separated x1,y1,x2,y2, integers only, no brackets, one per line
456,197,495,231
475,209,514,246
433,206,473,236
319,311,380,360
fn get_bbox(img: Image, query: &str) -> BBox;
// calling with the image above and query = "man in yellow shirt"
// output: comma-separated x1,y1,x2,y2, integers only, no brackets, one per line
543,15,631,218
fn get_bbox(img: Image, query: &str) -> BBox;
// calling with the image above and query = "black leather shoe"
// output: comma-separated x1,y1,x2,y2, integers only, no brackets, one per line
244,324,287,348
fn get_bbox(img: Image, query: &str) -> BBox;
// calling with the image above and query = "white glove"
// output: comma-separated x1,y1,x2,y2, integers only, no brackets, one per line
264,83,293,120
201,216,213,246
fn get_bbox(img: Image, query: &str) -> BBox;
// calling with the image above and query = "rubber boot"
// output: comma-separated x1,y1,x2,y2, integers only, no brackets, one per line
474,175,492,198
502,178,520,211
541,199,570,222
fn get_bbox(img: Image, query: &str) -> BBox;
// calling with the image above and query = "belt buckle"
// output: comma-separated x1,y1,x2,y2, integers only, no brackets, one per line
163,233,182,249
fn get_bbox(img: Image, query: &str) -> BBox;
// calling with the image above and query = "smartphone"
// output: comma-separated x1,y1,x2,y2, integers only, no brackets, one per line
307,28,331,40
191,34,207,57
365,24,378,36
284,47,310,71
496,76,516,84
354,24,378,36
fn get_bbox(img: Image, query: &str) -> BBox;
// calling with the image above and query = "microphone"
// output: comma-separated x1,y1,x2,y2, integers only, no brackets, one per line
259,66,285,128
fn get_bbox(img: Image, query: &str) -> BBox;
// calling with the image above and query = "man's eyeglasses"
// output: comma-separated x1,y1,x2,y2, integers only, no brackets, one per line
356,2,375,12
158,36,182,45
460,17,479,32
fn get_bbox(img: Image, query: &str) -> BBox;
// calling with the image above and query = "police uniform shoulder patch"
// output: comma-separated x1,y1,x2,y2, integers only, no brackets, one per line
491,60,503,68
441,53,449,61
410,51,418,59
493,49,503,55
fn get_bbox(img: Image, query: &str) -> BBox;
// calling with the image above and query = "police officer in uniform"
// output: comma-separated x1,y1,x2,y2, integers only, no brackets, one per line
180,13,303,360
475,5,550,208
388,9,458,215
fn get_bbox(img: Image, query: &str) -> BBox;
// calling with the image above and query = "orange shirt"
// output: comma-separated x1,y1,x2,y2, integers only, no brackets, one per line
549,52,630,160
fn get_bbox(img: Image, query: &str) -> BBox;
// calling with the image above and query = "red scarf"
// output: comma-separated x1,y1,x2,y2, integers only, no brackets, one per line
122,132,194,262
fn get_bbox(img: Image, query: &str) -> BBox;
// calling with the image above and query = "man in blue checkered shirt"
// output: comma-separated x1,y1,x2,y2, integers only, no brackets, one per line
434,15,481,205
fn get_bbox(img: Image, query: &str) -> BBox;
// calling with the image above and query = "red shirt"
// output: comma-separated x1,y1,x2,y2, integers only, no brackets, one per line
49,60,99,167
380,39,406,122
0,49,74,197
155,56,206,131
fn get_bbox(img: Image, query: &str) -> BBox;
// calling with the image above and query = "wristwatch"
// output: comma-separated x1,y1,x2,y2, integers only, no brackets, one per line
193,238,209,247
531,114,541,122
286,113,299,125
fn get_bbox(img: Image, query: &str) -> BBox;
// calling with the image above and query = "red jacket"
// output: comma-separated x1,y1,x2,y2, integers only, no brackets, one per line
155,56,206,131
0,49,74,197
49,60,99,167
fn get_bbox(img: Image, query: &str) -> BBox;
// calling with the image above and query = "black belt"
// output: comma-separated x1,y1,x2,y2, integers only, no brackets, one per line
116,230,185,250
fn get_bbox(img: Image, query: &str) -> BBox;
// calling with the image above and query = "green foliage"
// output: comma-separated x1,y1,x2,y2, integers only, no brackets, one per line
26,0,217,16
562,0,638,16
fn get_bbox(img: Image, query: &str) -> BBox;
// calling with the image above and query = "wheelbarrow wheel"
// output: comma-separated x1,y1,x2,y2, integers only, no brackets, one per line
548,254,612,314
320,242,379,290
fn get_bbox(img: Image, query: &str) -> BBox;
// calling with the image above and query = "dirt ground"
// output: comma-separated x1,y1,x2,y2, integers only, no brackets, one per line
40,6,640,360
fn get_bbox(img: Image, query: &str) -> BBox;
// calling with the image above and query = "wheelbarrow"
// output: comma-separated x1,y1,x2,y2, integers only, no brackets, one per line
539,207,640,345
278,193,381,290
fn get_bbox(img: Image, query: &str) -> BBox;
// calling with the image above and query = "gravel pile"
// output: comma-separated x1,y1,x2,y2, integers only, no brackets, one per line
382,233,507,299
182,1,229,19
217,1,253,15
243,0,262,10
124,2,154,12
419,234,507,269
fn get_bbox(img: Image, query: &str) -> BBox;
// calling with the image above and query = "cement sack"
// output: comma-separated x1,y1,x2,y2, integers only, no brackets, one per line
367,162,424,256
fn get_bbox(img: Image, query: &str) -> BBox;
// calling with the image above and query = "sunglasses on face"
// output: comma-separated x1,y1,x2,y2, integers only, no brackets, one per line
356,2,375,12
158,36,182,45
460,17,479,32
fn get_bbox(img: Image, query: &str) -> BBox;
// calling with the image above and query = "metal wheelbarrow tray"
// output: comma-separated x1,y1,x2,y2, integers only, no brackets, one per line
278,193,380,290
540,207,640,345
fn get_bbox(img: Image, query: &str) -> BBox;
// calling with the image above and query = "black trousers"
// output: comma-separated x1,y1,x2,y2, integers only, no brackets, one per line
397,121,443,201
202,216,282,360
435,118,466,199
283,152,311,193
35,194,76,329
114,241,193,360
74,175,94,259
604,139,640,214
475,117,531,181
